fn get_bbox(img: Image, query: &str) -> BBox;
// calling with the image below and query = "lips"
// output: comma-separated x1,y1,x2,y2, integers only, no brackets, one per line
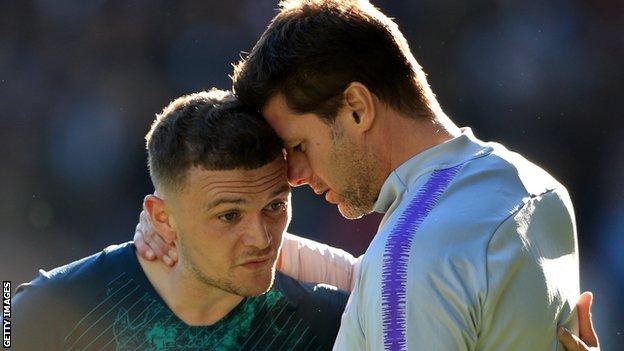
239,255,275,269
310,177,329,196
242,257,272,265
309,181,340,205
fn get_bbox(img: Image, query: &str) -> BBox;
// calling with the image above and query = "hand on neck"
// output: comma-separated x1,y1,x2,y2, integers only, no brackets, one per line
136,251,244,326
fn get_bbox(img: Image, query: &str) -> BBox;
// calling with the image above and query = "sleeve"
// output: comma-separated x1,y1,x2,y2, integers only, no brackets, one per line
279,232,358,291
11,275,66,351
477,189,579,350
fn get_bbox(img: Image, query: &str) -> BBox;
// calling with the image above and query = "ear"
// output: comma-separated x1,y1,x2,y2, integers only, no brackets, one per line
342,82,376,133
143,194,178,244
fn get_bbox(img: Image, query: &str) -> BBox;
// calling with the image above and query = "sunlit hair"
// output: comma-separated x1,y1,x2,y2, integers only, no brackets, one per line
233,0,441,122
145,88,283,193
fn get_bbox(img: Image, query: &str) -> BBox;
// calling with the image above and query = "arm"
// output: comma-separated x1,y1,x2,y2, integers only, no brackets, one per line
479,191,581,350
279,233,358,291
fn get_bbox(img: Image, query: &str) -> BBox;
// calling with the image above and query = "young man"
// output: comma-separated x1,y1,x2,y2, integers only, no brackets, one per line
231,0,580,350
10,89,348,350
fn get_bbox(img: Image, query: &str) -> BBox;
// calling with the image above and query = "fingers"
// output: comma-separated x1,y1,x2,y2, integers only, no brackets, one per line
134,222,155,260
135,210,155,260
145,226,176,266
135,204,177,266
558,327,587,351
577,291,599,347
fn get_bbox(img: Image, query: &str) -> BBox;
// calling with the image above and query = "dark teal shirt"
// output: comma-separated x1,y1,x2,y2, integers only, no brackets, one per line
12,242,347,350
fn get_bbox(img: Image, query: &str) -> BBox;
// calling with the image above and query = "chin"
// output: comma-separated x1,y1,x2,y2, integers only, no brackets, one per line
337,202,368,220
238,268,276,296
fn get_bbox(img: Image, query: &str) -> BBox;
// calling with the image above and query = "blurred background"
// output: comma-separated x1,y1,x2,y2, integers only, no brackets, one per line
1,0,622,348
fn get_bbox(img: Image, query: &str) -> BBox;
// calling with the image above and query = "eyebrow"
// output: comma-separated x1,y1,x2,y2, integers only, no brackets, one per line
270,184,291,198
206,184,291,210
207,197,246,210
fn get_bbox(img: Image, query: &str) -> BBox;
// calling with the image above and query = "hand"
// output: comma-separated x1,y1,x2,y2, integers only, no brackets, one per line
558,291,600,351
133,195,178,266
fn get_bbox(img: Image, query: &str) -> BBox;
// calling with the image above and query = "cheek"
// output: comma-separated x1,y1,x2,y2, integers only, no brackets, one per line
185,225,238,265
267,214,288,242
329,139,354,170
306,145,334,177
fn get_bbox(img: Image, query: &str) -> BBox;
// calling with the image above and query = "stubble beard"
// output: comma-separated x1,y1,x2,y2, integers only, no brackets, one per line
330,131,379,219
180,243,277,297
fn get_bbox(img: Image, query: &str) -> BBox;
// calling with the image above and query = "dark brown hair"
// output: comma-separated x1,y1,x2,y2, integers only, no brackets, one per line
145,89,283,192
232,0,439,122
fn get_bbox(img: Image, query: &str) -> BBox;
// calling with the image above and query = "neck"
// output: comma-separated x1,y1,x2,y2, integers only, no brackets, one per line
137,251,244,326
376,107,461,176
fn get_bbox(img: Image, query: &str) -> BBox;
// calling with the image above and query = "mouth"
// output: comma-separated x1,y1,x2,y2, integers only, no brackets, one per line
239,256,275,270
310,177,329,196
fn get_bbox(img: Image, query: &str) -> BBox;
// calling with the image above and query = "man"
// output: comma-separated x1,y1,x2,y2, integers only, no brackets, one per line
232,0,581,349
10,89,348,350
136,1,601,349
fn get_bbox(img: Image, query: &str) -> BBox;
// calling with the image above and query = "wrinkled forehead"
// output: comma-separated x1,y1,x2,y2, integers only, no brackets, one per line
184,157,289,201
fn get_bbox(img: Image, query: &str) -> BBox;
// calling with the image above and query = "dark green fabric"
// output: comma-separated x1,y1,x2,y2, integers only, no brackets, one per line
12,242,347,351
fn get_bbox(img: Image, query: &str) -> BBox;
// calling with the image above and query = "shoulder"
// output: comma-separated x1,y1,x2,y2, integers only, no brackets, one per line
486,187,577,276
367,141,575,296
415,141,572,247
274,273,348,346
461,141,567,200
15,242,135,302
473,145,576,258
477,187,578,349
275,272,348,316
11,242,137,348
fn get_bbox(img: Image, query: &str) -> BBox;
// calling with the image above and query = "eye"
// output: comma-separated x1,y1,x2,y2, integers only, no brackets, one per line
264,201,287,213
292,143,304,153
218,212,240,222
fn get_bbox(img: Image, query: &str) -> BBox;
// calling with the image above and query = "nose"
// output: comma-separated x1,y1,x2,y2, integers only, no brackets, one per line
286,152,312,187
241,215,272,250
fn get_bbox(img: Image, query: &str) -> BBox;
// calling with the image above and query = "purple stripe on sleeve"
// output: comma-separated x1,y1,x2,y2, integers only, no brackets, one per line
381,164,463,351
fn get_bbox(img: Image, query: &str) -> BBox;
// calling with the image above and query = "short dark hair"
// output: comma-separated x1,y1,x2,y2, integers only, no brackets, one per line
232,0,440,122
145,89,284,192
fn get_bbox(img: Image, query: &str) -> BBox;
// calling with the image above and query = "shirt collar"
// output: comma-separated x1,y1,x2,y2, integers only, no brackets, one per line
373,127,492,214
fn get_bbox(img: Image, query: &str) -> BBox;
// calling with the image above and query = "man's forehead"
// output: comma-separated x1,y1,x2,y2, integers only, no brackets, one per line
262,95,307,144
263,95,295,127
186,159,288,196
262,94,290,117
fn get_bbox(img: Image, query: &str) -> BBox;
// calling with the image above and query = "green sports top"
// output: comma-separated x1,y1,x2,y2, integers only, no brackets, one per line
11,242,348,350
